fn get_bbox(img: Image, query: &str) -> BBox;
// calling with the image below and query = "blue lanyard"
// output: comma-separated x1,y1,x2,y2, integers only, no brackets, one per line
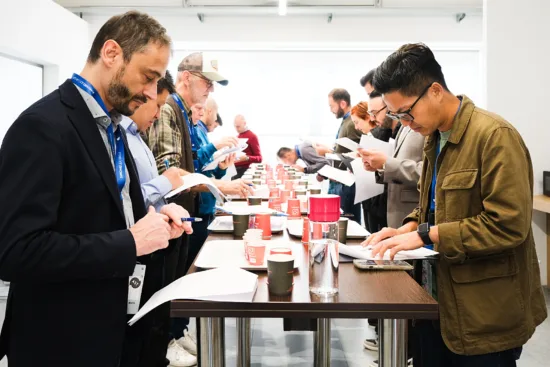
72,73,126,199
172,94,200,152
295,145,302,159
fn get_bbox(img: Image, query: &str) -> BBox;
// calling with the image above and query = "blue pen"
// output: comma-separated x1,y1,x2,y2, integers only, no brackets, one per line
181,217,203,222
164,159,170,170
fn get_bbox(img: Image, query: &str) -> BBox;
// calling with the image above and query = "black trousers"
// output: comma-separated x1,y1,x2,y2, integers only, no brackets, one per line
411,320,521,367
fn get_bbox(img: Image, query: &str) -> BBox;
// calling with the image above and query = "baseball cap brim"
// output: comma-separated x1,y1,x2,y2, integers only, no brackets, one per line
202,72,229,86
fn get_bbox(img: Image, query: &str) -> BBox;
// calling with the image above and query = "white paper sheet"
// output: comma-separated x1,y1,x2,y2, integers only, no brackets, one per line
359,135,395,156
165,173,225,202
128,268,258,326
339,243,438,260
336,137,359,152
204,144,248,171
318,165,355,187
324,153,341,161
351,158,384,204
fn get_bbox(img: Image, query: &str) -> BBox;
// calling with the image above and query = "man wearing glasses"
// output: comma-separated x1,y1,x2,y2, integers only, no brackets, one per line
360,89,425,229
363,43,547,366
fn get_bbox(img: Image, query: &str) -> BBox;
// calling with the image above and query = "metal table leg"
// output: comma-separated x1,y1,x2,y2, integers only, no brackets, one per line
314,318,331,367
237,317,251,367
378,319,407,367
200,317,225,367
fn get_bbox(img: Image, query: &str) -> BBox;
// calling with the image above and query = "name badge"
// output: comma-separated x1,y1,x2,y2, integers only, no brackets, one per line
127,264,146,315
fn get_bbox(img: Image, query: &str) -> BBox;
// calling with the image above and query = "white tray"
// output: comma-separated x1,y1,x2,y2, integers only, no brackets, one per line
195,240,302,270
286,218,370,239
208,216,285,233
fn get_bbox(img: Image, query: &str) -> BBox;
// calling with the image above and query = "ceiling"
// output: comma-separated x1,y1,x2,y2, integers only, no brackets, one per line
54,0,483,16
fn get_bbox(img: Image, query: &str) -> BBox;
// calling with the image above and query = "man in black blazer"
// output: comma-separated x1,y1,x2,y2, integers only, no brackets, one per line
0,11,191,367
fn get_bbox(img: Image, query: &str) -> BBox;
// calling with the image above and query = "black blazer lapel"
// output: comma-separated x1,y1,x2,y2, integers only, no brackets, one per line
59,80,125,219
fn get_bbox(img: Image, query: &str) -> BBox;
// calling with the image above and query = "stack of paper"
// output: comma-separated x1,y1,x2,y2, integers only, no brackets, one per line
351,158,384,204
204,143,248,171
339,243,438,260
165,173,225,202
336,137,359,152
128,267,258,326
359,135,395,156
318,165,355,186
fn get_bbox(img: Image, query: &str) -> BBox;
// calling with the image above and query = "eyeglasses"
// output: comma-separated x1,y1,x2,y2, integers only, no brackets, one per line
367,105,387,119
189,72,214,89
387,83,433,122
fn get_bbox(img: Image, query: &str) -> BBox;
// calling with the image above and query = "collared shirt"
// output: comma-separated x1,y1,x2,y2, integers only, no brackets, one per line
74,85,135,228
121,116,171,212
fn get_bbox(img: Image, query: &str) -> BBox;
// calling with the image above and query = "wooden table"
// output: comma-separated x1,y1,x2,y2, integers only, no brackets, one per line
533,195,550,286
172,230,438,367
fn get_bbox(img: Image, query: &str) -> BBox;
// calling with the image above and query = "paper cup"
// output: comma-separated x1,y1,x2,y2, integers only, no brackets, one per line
270,247,293,256
233,214,250,238
267,254,295,296
302,217,310,245
309,188,322,195
247,241,266,266
280,190,291,204
269,188,280,198
287,198,301,218
254,213,272,240
247,196,262,206
338,218,348,244
268,197,282,212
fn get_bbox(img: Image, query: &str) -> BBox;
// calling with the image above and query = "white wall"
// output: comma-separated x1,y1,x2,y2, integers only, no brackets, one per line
0,0,89,94
484,0,550,285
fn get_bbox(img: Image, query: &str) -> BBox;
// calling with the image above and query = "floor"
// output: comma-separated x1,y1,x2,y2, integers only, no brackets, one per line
0,288,547,366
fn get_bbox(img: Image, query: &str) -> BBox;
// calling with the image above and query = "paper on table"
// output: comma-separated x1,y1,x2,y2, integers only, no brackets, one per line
318,165,355,186
336,137,359,152
204,144,248,171
339,243,439,261
165,173,225,202
359,135,395,156
128,267,258,326
351,158,384,204
325,153,341,161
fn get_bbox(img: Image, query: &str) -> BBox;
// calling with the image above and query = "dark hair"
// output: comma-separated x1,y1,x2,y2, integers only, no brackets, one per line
373,43,448,97
215,113,223,126
369,90,382,99
277,147,292,159
157,70,176,95
88,11,171,63
359,69,376,87
328,88,351,107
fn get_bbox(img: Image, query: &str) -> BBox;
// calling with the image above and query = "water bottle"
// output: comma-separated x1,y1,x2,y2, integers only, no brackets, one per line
308,194,340,296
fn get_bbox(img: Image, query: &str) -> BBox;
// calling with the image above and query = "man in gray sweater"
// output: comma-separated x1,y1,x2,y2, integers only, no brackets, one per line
277,142,329,174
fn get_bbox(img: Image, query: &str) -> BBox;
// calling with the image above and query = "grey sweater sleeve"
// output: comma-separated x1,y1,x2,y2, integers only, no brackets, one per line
301,144,330,174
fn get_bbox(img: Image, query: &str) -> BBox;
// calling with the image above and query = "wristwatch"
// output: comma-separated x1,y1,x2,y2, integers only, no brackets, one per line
417,222,432,245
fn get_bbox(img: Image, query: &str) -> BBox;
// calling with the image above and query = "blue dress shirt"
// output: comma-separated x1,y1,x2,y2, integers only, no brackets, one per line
120,117,172,211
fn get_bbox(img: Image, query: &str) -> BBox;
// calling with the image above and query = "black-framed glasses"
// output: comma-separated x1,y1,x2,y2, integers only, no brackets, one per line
189,72,214,89
367,105,387,119
387,83,433,122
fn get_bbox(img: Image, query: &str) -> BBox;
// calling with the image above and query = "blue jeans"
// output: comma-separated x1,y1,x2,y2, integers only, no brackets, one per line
328,182,362,224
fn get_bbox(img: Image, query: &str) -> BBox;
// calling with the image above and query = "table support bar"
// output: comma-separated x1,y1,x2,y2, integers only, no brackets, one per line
237,317,251,367
378,319,407,367
200,317,225,367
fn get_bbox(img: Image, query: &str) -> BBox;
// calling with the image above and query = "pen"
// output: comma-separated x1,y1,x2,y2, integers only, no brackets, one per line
164,159,170,170
181,217,203,222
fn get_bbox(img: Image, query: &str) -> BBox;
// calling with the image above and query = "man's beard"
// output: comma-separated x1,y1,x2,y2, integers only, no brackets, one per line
335,106,345,119
107,66,147,116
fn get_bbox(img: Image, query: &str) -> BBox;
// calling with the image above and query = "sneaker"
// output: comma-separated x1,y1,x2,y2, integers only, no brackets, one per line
166,339,197,367
369,358,412,367
363,338,379,351
176,329,197,356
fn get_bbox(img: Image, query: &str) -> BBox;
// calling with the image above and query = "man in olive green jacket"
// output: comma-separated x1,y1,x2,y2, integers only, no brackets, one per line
364,43,547,366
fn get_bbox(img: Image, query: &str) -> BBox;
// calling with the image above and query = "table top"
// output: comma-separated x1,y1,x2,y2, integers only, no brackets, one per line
533,195,550,214
171,230,438,319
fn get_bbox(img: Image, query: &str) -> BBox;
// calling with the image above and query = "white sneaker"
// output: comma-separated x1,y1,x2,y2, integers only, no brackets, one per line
176,329,197,356
166,339,197,367
363,338,379,351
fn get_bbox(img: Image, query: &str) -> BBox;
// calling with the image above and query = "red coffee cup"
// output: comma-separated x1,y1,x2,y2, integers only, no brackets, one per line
268,197,282,212
247,241,266,265
312,222,323,240
254,213,272,240
270,247,293,256
280,190,291,204
267,179,277,189
284,181,294,191
269,188,280,198
287,198,301,218
302,217,310,245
